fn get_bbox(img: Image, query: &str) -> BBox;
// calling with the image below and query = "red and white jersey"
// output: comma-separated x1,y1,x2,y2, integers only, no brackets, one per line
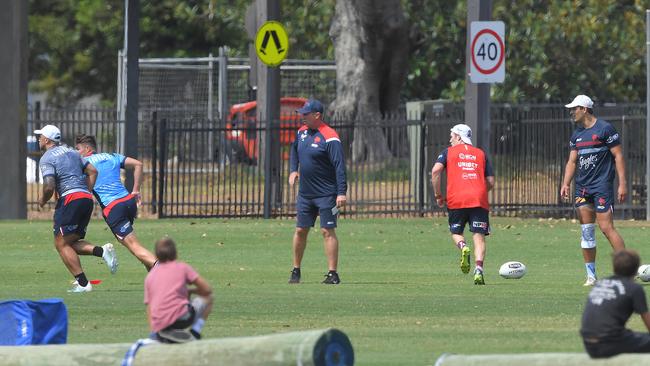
436,144,493,210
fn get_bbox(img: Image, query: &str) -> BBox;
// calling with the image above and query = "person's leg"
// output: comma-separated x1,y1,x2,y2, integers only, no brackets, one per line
472,233,486,268
596,210,625,252
292,227,310,268
69,240,98,255
119,232,157,270
576,204,597,283
448,209,471,274
321,228,339,272
55,234,84,277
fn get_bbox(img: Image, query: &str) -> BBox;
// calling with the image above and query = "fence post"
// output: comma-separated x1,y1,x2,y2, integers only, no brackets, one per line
418,120,426,216
218,47,229,167
150,111,157,214
157,119,167,218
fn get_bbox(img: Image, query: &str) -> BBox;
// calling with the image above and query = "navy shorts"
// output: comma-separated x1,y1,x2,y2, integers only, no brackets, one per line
53,193,94,238
447,207,490,236
575,186,614,213
296,195,338,229
102,195,137,240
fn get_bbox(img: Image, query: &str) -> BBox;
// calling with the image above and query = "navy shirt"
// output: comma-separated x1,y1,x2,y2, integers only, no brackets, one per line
289,123,347,198
569,119,621,189
581,275,648,340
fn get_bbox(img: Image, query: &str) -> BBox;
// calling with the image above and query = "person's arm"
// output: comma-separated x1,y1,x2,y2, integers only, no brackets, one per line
39,176,56,208
431,162,445,207
188,275,213,297
327,140,347,208
560,150,578,199
84,163,98,192
124,157,144,205
289,134,299,186
609,145,627,203
486,176,495,191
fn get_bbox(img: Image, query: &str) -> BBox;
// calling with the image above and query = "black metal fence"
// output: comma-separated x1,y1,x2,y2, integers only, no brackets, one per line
26,104,648,219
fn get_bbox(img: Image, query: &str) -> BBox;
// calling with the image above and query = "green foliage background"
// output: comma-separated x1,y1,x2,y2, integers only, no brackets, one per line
28,0,650,105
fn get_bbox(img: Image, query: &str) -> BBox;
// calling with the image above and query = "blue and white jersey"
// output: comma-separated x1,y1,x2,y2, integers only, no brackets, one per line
84,152,129,207
39,145,90,196
569,119,621,189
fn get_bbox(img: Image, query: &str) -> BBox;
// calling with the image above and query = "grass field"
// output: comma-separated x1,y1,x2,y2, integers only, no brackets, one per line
2,217,650,365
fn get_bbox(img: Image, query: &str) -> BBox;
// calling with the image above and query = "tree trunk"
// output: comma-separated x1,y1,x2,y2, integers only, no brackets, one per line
329,0,411,162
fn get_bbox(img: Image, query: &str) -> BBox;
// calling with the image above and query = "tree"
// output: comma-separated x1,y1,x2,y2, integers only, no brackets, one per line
329,0,415,162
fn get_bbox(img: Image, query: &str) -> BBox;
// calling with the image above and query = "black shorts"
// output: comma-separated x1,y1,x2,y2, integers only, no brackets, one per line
102,195,137,240
447,207,490,236
53,193,94,238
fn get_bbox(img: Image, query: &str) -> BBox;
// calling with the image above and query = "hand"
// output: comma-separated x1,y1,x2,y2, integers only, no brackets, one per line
618,185,627,203
560,184,571,201
336,195,347,208
289,172,299,186
132,191,142,206
435,195,445,208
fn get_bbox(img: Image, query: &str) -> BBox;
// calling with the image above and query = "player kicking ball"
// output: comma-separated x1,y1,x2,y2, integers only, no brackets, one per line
76,134,157,271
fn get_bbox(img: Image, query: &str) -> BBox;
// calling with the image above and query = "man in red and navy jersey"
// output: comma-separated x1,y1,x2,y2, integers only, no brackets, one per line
431,124,495,285
288,99,347,285
560,94,627,287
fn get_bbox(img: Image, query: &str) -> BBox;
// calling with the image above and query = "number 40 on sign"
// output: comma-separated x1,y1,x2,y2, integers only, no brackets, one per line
470,21,506,83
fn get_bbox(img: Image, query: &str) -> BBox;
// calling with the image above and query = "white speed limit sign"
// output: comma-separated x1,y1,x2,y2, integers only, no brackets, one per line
470,21,505,83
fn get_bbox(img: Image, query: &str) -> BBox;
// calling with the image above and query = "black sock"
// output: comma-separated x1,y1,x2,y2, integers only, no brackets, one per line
92,246,103,258
75,272,89,287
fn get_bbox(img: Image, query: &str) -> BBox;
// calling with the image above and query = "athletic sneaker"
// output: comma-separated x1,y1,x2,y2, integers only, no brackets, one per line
583,277,597,287
288,268,301,284
102,243,119,274
322,271,341,284
157,328,196,343
460,246,471,274
68,282,93,293
473,269,485,285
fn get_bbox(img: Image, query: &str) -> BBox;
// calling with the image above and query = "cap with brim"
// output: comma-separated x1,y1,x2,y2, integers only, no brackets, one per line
34,125,61,142
450,124,472,145
564,95,593,109
296,99,324,114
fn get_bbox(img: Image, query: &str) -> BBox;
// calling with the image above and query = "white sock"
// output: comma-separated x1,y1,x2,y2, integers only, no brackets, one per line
192,318,205,333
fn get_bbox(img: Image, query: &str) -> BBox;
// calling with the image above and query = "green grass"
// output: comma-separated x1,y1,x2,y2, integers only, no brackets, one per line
2,217,650,365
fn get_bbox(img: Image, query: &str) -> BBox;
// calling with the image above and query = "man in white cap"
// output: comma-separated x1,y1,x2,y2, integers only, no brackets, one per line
36,125,118,293
431,124,495,285
560,95,627,286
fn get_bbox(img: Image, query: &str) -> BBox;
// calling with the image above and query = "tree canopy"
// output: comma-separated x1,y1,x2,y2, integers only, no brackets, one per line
28,0,650,105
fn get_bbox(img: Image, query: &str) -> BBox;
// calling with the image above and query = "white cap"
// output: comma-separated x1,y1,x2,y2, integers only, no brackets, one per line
450,124,472,145
34,125,61,142
564,95,593,109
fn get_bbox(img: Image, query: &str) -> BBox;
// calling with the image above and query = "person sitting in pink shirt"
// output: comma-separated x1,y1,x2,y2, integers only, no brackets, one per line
144,237,213,342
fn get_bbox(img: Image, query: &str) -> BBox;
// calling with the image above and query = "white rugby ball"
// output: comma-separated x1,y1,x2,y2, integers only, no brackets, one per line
638,264,650,282
499,261,527,279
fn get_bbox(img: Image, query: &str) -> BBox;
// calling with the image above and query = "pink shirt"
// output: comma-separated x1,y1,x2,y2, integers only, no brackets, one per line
144,261,199,332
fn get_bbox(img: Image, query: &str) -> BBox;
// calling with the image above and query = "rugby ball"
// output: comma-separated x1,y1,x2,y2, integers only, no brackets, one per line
638,264,650,282
499,261,527,279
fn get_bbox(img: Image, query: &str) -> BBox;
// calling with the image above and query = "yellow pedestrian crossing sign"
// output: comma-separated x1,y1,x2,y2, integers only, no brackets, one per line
255,21,289,67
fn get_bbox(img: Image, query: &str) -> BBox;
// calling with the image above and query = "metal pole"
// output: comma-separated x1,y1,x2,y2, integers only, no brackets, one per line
465,0,492,154
646,9,650,220
218,47,229,166
124,0,140,190
207,52,214,161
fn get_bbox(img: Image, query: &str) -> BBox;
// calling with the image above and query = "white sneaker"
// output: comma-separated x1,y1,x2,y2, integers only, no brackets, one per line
583,277,597,287
68,282,93,293
102,243,119,274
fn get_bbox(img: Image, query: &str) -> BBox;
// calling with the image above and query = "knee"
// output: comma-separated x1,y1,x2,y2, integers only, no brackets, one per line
321,228,336,239
295,228,309,237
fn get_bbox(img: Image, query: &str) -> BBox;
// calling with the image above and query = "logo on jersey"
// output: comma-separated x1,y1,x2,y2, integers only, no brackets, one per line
606,133,619,144
592,134,599,141
300,131,307,141
458,153,476,161
462,173,478,180
314,136,321,143
579,155,597,170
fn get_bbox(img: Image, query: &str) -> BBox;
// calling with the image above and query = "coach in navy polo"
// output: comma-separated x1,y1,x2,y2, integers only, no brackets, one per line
288,99,347,285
